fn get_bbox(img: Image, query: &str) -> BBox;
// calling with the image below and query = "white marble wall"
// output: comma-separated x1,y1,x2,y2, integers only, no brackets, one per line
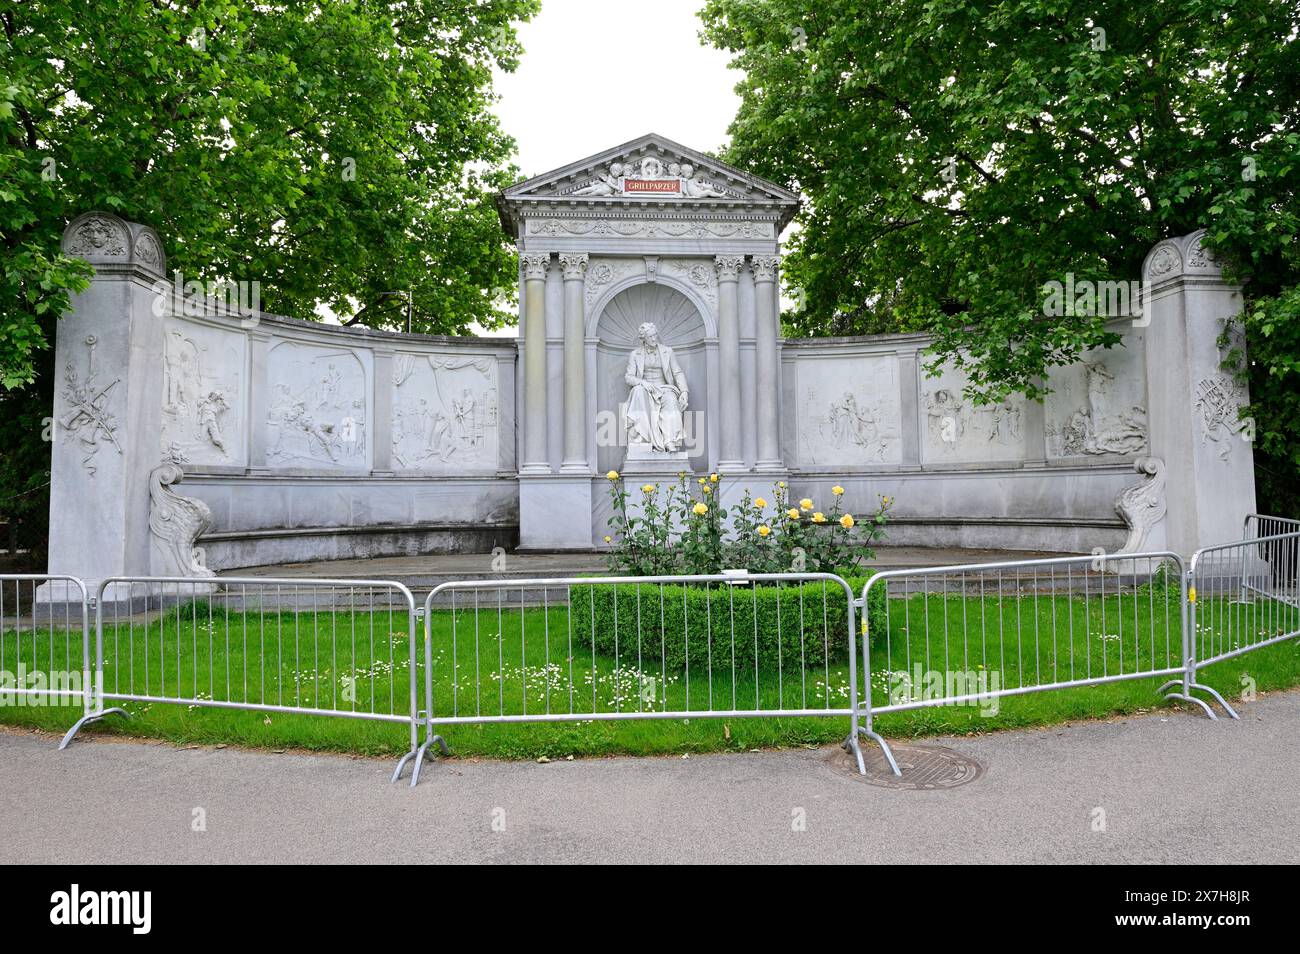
779,323,1160,551
45,213,1255,584
166,312,518,567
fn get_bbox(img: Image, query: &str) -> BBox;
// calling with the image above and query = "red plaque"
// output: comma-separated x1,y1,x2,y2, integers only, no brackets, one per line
623,178,681,194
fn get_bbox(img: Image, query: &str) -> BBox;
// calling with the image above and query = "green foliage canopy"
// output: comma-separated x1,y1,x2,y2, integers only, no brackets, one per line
0,0,536,552
700,0,1300,511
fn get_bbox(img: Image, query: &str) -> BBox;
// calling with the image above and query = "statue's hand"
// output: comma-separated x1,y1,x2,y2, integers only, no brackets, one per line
679,392,689,411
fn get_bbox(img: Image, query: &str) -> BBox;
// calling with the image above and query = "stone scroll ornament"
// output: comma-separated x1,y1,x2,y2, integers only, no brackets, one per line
1114,457,1167,554
148,457,216,578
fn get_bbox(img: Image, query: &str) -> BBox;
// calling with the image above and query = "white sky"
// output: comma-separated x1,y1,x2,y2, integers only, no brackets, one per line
491,0,742,178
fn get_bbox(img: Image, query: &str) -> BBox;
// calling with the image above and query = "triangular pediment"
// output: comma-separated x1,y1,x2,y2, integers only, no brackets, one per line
498,133,798,235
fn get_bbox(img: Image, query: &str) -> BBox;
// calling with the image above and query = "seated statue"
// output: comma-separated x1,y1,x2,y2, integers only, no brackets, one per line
624,322,688,453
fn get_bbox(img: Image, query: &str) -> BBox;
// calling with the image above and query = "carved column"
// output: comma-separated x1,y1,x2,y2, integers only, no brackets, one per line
715,255,745,469
521,252,551,474
559,253,589,472
751,255,783,471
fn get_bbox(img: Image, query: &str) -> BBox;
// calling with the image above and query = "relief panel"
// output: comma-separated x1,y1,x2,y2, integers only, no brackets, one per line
161,319,246,466
391,354,500,473
1045,341,1148,458
797,356,902,467
265,341,370,469
921,364,1027,463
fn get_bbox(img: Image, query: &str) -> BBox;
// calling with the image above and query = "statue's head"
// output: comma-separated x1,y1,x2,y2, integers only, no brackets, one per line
637,322,659,347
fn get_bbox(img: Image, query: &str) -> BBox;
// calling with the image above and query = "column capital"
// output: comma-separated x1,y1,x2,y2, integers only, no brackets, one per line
521,252,551,280
714,255,745,283
559,252,589,281
749,255,780,283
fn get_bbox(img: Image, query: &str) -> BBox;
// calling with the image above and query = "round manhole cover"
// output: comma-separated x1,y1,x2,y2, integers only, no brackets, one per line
829,742,984,790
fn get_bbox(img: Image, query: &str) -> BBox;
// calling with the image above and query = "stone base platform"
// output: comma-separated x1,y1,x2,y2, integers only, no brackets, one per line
228,545,1062,604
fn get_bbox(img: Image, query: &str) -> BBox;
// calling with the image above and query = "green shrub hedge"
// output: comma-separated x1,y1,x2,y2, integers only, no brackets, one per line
570,576,885,673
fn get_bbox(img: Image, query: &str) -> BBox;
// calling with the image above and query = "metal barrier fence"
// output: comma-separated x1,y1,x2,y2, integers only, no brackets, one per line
408,572,862,785
11,522,1300,786
1238,515,1300,604
1187,530,1300,713
0,575,92,714
854,551,1191,774
57,576,423,780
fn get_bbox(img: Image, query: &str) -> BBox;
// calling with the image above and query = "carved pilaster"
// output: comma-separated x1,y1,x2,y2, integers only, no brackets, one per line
715,256,744,467
750,256,782,470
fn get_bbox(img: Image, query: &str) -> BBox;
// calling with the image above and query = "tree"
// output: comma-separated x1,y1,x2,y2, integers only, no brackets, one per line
0,0,537,556
700,0,1300,515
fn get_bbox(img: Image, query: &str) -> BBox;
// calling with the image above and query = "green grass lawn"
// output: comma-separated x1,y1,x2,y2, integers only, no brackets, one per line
2,588,1298,760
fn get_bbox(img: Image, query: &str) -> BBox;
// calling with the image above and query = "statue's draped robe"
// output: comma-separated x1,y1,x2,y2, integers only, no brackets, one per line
625,344,687,452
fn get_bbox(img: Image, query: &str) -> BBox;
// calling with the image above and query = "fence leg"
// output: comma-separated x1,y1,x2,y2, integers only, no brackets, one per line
1159,568,1235,719
406,732,451,788
1188,682,1240,719
58,707,130,750
856,722,901,777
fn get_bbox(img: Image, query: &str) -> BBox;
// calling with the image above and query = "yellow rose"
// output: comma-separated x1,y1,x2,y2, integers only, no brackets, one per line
641,483,655,493
800,498,814,511
882,495,892,506
710,473,719,483
606,470,619,481
812,512,826,523
832,485,845,496
754,497,767,509
787,508,800,520
702,485,711,494
603,535,612,543
778,480,786,488
840,514,855,529
698,478,707,485
693,502,708,516
757,525,771,537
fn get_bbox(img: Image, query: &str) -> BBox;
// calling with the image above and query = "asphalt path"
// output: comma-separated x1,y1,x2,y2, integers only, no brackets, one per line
2,691,1295,864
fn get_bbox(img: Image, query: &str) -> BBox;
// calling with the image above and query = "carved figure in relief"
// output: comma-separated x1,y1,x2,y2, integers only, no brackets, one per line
983,399,1022,443
624,322,689,453
164,330,199,412
1084,361,1114,420
572,167,620,196
317,363,342,410
196,390,230,453
682,176,729,198
925,389,965,450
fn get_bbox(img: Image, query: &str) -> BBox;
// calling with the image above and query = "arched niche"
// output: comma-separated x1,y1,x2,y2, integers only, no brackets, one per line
593,282,709,474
